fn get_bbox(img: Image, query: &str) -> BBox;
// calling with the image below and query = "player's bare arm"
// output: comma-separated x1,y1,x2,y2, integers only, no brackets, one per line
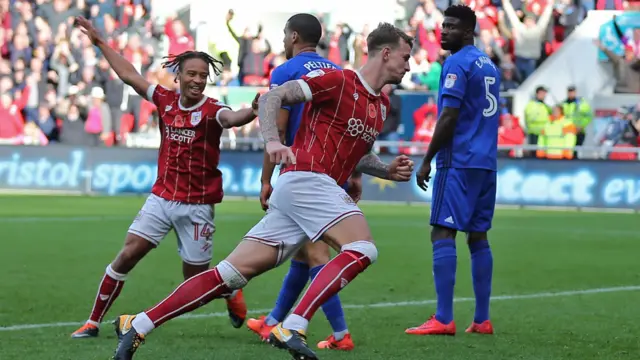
416,106,460,191
218,93,260,129
355,152,390,179
258,80,307,165
75,17,150,98
258,80,308,142
356,152,414,181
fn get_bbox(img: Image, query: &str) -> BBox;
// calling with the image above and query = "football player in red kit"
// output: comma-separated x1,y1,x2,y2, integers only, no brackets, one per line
70,16,256,339
111,23,414,360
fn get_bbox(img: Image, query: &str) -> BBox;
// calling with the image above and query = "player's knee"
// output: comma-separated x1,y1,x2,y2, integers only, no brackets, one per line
467,232,488,244
431,226,456,242
341,240,378,265
217,260,248,290
305,243,331,267
292,247,308,263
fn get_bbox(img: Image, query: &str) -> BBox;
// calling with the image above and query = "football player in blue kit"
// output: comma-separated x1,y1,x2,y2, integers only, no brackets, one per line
247,13,358,351
407,4,499,336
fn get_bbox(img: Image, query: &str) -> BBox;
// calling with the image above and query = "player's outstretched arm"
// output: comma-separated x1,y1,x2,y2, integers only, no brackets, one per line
75,17,150,98
218,93,260,129
356,153,414,181
258,80,309,143
217,108,256,128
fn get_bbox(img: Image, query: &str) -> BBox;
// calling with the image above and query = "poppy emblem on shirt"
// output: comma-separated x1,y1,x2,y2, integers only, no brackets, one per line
191,111,202,126
174,114,185,127
444,73,457,89
368,103,377,118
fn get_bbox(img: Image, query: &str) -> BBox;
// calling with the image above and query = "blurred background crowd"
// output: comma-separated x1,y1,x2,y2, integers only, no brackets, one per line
0,0,639,160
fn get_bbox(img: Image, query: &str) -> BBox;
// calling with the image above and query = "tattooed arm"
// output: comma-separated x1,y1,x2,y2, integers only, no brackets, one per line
258,80,310,143
355,151,391,180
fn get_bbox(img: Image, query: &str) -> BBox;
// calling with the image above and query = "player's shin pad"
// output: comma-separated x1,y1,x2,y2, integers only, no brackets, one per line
217,260,248,291
341,241,378,264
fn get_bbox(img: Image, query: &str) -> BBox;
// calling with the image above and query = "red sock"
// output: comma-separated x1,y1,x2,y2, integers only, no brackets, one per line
89,271,125,323
145,267,232,327
292,250,371,320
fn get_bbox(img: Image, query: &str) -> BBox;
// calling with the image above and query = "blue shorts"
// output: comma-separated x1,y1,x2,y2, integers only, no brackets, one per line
430,168,496,232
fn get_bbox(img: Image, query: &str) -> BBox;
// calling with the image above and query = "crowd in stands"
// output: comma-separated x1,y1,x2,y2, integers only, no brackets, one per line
0,0,179,146
0,0,639,159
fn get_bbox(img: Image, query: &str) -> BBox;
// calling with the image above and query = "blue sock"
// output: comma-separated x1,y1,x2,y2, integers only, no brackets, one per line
433,239,457,324
310,265,348,336
469,240,493,323
267,260,309,325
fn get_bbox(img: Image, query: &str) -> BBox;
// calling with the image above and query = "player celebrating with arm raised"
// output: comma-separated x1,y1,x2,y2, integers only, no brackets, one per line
407,5,499,336
111,23,414,360
247,13,357,351
70,17,256,339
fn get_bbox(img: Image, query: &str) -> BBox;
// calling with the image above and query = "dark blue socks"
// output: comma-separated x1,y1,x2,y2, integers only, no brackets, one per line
433,239,457,324
266,261,349,338
267,260,309,325
469,240,493,323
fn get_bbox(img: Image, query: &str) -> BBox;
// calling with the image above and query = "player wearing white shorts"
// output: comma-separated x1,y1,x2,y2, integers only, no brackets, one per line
71,17,259,339
111,22,414,360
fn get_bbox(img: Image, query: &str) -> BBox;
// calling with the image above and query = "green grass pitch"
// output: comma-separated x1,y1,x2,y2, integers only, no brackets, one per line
0,195,638,359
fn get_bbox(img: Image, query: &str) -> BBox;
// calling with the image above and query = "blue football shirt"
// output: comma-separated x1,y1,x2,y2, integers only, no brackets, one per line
436,45,500,171
268,52,341,146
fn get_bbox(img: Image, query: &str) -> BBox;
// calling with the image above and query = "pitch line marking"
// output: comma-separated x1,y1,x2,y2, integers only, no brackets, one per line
1,285,639,332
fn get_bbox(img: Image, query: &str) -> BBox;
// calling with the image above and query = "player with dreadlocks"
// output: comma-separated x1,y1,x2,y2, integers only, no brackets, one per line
70,16,257,339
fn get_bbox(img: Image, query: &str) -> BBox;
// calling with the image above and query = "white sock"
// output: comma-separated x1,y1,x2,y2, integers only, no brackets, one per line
131,312,155,336
333,329,349,340
282,314,309,333
86,320,100,327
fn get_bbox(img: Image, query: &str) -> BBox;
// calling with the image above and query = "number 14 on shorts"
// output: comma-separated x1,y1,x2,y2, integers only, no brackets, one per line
193,223,214,241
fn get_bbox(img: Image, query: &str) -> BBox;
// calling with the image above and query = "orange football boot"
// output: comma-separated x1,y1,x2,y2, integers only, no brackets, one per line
465,320,494,334
317,333,355,351
225,289,247,328
405,315,456,335
71,322,99,338
246,315,276,341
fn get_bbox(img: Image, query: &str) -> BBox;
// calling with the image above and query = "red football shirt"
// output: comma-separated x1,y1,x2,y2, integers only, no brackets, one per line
146,84,229,204
280,69,390,186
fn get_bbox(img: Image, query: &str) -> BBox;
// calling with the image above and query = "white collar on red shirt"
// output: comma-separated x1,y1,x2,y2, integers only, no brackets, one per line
176,91,208,111
355,70,380,96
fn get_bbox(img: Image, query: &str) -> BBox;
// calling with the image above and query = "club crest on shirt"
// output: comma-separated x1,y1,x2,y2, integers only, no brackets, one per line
380,104,387,121
191,111,202,126
368,103,377,118
444,73,457,89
